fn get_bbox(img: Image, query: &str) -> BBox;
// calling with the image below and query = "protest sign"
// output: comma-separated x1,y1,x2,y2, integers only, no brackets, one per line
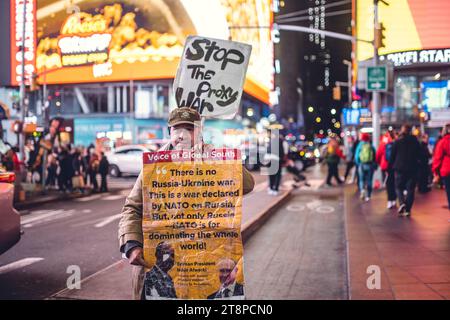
142,148,244,300
173,36,252,119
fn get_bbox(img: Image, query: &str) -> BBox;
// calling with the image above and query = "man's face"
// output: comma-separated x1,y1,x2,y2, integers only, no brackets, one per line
156,246,175,272
218,260,237,286
170,124,199,150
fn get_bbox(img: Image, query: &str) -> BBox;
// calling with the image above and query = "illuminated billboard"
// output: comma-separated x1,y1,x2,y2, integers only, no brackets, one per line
31,0,273,104
356,0,450,62
10,0,37,86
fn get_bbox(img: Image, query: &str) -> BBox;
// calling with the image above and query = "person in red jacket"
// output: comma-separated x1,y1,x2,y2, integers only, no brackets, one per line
376,130,397,209
432,124,450,210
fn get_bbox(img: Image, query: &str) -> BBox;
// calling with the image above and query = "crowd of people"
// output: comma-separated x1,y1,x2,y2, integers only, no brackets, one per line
43,144,110,194
0,140,111,195
323,123,450,217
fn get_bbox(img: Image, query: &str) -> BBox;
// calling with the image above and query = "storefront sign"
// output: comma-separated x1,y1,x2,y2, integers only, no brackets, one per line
380,48,450,67
173,36,251,119
10,0,36,86
142,149,244,299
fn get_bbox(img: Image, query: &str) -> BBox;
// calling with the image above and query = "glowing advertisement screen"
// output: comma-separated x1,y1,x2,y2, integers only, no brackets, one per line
31,0,273,104
356,0,450,62
421,81,450,111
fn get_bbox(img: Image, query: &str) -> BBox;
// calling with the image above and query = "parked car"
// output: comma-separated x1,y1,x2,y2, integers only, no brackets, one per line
0,169,21,254
106,141,168,177
106,145,152,177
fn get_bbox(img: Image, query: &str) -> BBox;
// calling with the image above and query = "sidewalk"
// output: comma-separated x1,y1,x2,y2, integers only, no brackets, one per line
50,180,293,300
345,187,450,300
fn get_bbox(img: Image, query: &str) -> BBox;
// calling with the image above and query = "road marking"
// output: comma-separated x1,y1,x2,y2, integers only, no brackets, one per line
0,258,44,275
22,210,75,228
74,194,103,202
101,194,125,201
286,203,306,211
315,206,335,214
21,210,65,225
94,213,122,228
306,199,323,210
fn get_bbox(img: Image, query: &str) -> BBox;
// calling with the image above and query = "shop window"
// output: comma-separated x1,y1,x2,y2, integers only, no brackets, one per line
135,85,154,119
156,85,170,117
395,76,418,109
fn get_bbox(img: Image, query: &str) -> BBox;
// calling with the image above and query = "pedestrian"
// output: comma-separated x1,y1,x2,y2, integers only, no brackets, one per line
118,107,255,300
324,138,344,186
99,152,109,193
418,133,432,193
82,148,91,187
389,124,422,217
57,147,73,192
376,130,397,208
72,149,85,193
45,153,58,188
432,123,450,210
343,136,356,183
89,151,99,192
266,130,286,196
355,133,377,201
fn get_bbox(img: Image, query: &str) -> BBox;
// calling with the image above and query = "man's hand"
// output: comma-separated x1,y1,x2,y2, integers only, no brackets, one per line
128,247,150,268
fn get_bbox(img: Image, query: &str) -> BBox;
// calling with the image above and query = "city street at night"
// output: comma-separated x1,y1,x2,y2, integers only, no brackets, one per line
0,0,449,312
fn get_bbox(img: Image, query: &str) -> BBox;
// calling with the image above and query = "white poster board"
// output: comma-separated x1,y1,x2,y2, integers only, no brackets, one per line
173,36,252,119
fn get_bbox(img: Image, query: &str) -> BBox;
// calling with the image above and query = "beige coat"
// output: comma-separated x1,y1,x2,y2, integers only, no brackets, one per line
118,143,255,299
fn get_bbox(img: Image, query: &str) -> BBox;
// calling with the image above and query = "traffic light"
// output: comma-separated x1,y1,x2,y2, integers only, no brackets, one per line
374,23,386,49
333,86,341,101
30,73,39,91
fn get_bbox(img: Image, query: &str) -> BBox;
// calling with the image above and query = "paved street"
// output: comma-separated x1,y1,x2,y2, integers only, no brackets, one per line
0,188,127,299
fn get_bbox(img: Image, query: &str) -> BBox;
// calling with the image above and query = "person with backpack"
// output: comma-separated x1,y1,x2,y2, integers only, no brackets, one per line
389,124,422,217
355,133,377,201
432,123,450,210
376,130,397,208
324,138,345,187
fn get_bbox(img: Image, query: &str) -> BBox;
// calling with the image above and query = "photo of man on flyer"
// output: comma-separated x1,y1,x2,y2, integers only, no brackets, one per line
143,242,177,299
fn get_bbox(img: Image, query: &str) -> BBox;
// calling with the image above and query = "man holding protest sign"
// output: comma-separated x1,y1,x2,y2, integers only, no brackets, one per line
119,36,254,300
118,107,255,299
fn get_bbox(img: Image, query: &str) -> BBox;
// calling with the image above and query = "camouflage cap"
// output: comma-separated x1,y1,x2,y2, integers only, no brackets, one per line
168,107,201,127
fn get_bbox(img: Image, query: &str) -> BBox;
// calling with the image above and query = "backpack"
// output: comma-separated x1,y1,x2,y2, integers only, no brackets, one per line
326,146,339,164
359,143,373,163
384,142,393,163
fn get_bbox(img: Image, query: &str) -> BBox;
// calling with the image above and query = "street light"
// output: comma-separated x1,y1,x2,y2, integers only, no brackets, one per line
331,108,336,115
316,117,322,123
308,106,314,112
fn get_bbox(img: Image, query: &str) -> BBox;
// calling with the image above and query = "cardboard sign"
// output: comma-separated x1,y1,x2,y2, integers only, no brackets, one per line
173,36,252,119
142,149,245,299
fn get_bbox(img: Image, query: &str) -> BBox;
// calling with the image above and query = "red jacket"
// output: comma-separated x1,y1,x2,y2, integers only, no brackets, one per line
375,134,393,171
432,134,450,178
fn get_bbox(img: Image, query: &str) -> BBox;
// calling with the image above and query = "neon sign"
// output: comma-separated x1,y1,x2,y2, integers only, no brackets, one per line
57,13,112,67
10,0,36,86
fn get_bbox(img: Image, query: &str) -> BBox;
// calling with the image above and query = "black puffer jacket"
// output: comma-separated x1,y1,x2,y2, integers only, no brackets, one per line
389,134,422,172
